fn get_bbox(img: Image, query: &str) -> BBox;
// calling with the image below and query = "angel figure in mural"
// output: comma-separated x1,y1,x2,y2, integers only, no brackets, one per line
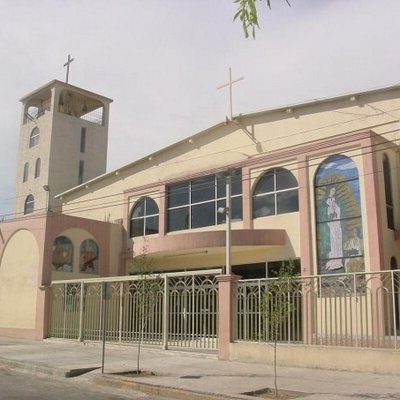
325,187,343,271
344,227,363,272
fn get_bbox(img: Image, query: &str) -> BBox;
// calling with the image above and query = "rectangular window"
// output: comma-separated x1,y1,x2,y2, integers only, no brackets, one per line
232,262,267,279
167,169,242,232
80,127,86,153
78,160,84,185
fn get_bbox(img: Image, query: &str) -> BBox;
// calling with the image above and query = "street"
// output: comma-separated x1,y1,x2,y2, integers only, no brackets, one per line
0,367,167,400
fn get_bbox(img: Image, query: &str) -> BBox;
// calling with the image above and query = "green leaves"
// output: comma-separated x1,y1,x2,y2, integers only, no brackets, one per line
233,0,291,38
233,0,260,38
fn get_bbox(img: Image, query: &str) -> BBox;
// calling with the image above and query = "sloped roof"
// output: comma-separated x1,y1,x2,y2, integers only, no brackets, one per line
56,82,400,199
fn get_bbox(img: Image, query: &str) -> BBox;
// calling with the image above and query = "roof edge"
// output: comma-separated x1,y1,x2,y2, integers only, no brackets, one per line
19,79,113,103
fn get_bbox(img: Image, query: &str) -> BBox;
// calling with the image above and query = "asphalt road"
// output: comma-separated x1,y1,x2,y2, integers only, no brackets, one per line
0,367,168,400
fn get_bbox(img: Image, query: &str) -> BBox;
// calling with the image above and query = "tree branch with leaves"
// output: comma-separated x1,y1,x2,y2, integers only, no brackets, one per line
261,260,297,398
234,0,291,38
130,247,160,375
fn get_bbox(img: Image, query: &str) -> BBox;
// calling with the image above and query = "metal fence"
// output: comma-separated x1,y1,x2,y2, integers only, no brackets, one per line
237,270,400,349
49,270,219,350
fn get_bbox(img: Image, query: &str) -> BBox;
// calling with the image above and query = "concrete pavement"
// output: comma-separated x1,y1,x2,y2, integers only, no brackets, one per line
0,337,400,399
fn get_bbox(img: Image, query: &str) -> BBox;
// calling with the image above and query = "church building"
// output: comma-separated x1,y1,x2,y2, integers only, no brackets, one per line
0,79,399,372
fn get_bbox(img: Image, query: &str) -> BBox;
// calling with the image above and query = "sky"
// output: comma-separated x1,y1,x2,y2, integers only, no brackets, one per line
1,0,400,216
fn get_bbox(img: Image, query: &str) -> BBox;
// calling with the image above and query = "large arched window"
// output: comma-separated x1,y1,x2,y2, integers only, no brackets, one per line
34,158,41,179
52,236,73,272
23,162,29,182
130,197,159,237
383,154,394,230
29,127,40,148
79,239,99,274
24,194,34,214
252,168,298,218
315,154,364,275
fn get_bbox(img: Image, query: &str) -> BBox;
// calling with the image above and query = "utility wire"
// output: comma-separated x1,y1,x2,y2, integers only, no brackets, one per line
3,101,400,205
3,130,400,225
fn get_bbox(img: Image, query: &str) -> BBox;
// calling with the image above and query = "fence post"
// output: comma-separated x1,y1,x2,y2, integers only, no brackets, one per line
162,275,169,350
391,271,397,350
119,283,123,343
216,274,240,360
63,283,67,338
78,282,85,341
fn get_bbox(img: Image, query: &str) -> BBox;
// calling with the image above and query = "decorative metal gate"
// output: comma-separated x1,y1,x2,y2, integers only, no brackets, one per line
49,270,219,350
236,270,400,350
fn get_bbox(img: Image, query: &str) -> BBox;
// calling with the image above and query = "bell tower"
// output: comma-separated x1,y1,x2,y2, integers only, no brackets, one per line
14,80,113,217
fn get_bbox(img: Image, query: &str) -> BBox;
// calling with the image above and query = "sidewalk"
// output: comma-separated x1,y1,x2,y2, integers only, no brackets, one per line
0,337,400,400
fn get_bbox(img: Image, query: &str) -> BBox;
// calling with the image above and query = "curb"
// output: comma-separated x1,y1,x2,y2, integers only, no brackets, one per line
92,373,249,400
0,357,98,378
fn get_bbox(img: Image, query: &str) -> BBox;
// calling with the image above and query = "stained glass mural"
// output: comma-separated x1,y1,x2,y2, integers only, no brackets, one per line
52,236,73,272
79,239,99,274
315,155,364,275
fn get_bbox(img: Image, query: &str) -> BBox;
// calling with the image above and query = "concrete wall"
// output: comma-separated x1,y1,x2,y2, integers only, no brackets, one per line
14,110,53,216
0,213,118,339
0,229,39,330
229,341,400,375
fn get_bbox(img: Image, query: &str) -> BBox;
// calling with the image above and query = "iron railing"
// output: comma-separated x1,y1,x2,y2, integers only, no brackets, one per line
49,270,219,350
237,270,400,350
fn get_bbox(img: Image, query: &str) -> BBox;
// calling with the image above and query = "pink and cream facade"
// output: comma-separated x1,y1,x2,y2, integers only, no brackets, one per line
58,85,400,278
1,81,400,371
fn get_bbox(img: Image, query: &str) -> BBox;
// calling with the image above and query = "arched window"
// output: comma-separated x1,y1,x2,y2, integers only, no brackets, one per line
29,127,40,148
79,239,99,274
252,168,298,218
383,154,394,229
23,162,29,182
315,154,364,275
34,158,41,179
130,197,159,237
391,256,398,270
52,236,73,272
24,195,34,214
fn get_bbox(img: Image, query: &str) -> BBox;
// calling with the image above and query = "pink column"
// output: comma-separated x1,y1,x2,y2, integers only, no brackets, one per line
217,274,240,360
297,155,313,276
361,137,384,271
361,136,385,344
36,286,52,339
297,155,314,344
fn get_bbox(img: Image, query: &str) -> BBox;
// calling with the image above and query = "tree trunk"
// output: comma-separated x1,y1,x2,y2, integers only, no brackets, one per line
274,332,278,397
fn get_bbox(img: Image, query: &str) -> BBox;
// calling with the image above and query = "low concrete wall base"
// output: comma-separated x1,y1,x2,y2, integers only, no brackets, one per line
0,327,42,340
229,342,400,375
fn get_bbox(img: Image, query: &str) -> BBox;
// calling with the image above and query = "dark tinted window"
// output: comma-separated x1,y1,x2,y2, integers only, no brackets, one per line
191,176,215,203
168,182,190,208
192,202,215,228
168,207,189,232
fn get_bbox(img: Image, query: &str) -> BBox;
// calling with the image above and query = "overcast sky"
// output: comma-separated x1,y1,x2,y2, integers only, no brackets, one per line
1,0,400,216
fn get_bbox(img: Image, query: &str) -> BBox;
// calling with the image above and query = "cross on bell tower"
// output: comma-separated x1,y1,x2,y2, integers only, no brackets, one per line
63,54,74,84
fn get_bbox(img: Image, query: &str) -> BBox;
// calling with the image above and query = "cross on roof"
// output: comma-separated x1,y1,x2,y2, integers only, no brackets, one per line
63,54,74,84
217,67,244,121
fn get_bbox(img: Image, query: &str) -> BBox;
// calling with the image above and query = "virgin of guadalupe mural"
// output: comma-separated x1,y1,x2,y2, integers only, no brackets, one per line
315,155,364,275
325,186,343,271
52,236,73,272
79,239,99,274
